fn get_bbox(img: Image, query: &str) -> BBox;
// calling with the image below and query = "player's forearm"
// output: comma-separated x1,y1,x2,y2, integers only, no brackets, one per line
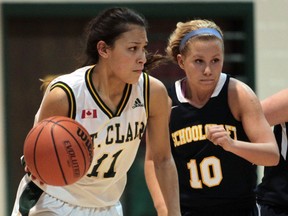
145,159,168,215
154,157,181,216
227,140,280,166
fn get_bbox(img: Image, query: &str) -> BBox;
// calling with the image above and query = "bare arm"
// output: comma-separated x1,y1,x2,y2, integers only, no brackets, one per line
145,141,168,216
36,87,70,123
261,88,288,126
207,79,279,166
145,76,180,216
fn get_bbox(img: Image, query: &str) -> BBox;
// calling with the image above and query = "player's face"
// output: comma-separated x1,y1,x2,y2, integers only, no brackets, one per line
107,25,148,84
178,39,224,91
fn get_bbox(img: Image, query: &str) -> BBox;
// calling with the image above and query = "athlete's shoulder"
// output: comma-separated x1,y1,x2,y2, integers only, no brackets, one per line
168,78,187,105
148,74,165,87
51,65,93,88
147,74,168,96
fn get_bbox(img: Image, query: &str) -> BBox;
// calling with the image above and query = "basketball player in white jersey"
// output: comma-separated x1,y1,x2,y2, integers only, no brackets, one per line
11,7,180,216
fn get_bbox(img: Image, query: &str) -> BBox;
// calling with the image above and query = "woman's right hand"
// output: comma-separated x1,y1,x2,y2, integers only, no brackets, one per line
25,165,44,185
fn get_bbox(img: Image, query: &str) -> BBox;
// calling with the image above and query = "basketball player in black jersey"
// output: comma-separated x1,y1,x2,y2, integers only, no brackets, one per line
256,89,288,216
145,19,280,216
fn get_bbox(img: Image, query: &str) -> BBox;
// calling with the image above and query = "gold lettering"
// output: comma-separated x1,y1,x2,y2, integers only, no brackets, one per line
225,125,237,140
185,127,193,143
172,124,238,147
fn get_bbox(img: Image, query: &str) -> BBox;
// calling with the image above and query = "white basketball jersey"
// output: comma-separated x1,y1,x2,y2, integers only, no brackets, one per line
34,65,149,207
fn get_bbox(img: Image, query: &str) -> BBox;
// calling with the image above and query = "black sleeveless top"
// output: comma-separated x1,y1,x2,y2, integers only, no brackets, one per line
168,74,257,213
256,122,288,211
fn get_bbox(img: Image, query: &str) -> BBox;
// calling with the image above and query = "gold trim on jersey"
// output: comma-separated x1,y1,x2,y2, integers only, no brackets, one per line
116,84,132,116
85,67,132,119
50,82,76,119
143,72,149,117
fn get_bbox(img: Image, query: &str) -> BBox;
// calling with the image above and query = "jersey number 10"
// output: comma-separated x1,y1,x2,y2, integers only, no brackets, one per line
187,156,223,189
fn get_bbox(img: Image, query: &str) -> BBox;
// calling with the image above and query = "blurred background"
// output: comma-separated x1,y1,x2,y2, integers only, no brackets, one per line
0,0,288,215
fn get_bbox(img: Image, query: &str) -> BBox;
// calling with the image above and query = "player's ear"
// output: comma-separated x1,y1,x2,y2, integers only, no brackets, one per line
97,41,110,58
177,54,185,69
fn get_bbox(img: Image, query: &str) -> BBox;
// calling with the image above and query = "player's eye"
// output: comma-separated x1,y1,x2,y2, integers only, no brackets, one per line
129,47,136,51
195,59,203,64
212,58,220,63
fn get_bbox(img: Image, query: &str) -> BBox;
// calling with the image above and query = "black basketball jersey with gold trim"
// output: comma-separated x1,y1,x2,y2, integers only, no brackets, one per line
168,73,257,213
256,122,288,210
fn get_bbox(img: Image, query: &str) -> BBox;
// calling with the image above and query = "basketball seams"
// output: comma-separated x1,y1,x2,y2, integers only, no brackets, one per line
55,119,90,174
33,123,47,184
50,122,69,185
24,120,49,184
23,116,93,186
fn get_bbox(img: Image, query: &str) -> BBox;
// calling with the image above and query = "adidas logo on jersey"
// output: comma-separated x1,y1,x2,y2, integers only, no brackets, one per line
132,98,144,109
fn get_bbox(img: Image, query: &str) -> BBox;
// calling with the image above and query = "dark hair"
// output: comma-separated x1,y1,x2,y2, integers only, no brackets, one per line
82,7,147,65
82,7,169,72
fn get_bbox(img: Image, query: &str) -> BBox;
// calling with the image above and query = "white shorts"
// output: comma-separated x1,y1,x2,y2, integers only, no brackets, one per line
11,175,123,216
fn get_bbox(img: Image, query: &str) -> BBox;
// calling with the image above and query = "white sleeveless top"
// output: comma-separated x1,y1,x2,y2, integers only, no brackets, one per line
34,65,149,207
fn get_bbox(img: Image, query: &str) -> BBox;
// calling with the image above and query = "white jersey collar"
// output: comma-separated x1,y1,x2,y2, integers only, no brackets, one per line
175,73,227,103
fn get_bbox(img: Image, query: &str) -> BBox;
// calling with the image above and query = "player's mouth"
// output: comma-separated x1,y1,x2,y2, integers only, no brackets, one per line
133,69,143,73
200,79,214,84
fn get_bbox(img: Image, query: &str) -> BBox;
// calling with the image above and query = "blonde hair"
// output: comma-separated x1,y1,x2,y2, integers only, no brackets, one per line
166,19,223,62
39,74,61,93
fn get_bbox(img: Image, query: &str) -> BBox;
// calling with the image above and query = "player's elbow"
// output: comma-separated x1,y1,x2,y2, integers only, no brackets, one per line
263,148,280,166
270,150,280,166
270,141,281,166
153,154,174,169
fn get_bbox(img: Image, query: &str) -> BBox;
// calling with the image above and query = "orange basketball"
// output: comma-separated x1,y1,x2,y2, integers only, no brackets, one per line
23,116,94,186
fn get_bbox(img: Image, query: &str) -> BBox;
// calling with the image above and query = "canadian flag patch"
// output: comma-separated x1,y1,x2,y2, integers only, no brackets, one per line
81,109,97,119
